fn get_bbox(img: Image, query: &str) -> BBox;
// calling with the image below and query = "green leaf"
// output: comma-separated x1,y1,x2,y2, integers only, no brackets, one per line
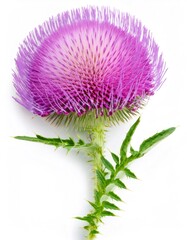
15,135,74,148
111,152,119,164
88,201,97,209
35,135,50,140
65,137,75,146
76,216,95,225
101,156,114,173
124,168,137,179
130,146,138,156
96,170,106,189
102,201,119,210
90,230,99,235
108,191,122,201
83,226,89,230
77,139,85,145
120,117,140,160
88,201,101,212
15,135,62,147
101,210,115,217
113,179,127,189
139,127,176,154
15,135,94,151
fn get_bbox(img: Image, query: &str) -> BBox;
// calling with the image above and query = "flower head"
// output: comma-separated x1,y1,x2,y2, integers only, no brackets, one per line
13,7,165,125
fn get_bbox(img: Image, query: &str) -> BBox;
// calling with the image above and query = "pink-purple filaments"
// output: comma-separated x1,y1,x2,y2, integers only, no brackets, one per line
13,7,165,118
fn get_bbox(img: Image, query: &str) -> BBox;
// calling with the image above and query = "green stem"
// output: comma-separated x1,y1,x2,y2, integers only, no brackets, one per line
88,124,105,171
14,117,175,240
82,143,134,239
85,126,130,240
85,124,106,239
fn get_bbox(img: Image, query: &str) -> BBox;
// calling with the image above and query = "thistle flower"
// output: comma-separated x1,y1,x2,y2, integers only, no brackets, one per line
13,7,175,240
13,7,165,126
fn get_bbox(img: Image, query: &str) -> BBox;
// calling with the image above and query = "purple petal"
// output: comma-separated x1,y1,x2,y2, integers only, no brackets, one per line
13,7,165,117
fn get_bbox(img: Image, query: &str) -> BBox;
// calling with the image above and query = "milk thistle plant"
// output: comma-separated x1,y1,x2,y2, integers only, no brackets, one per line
13,7,175,240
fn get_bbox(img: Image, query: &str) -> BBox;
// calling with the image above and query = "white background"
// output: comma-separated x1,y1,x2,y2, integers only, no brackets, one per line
0,0,186,240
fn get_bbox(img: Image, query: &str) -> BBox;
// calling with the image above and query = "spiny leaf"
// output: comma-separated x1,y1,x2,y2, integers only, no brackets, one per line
84,226,89,230
108,191,122,201
15,134,93,151
120,117,140,160
76,216,95,225
113,179,127,189
15,135,64,147
124,168,137,179
139,127,176,154
77,139,85,145
96,170,106,188
101,156,114,173
90,230,99,235
88,201,101,211
15,135,73,147
88,201,97,209
111,152,119,164
15,136,39,142
130,146,138,156
101,211,115,217
65,137,75,146
102,201,120,210
35,135,52,140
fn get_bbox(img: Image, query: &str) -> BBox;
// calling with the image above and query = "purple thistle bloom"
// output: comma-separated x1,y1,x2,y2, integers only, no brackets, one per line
13,7,165,120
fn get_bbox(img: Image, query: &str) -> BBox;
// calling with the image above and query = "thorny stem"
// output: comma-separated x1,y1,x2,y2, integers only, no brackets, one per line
82,127,139,240
88,124,105,178
14,118,175,240
85,125,131,240
86,124,106,240
87,171,127,239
